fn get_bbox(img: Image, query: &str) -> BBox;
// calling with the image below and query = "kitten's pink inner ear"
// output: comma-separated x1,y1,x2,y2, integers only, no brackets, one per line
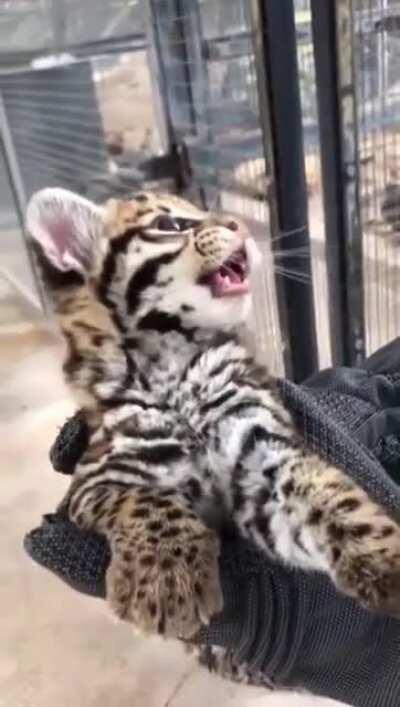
27,188,102,274
48,219,72,255
37,213,88,273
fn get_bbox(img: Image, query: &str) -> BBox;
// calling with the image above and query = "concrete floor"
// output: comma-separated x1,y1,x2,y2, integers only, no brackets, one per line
0,279,343,707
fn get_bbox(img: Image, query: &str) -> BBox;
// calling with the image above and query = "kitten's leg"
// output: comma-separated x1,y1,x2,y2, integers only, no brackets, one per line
237,455,400,615
70,484,223,638
299,459,400,616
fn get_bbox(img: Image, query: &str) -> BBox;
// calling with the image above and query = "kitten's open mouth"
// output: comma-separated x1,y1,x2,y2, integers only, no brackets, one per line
199,249,249,298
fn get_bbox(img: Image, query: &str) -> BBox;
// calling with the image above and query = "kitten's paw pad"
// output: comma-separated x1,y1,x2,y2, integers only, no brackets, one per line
106,524,223,639
336,552,400,617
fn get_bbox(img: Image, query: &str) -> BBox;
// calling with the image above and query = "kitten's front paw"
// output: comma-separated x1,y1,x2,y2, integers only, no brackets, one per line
335,549,400,617
106,503,223,639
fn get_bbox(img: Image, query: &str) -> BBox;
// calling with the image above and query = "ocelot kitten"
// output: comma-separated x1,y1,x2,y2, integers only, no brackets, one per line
28,188,400,647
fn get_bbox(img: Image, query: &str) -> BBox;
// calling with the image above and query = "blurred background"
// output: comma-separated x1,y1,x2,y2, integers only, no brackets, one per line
1,2,400,706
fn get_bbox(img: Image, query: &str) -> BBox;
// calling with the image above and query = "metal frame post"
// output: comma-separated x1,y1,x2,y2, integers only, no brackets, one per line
310,0,365,366
250,0,318,381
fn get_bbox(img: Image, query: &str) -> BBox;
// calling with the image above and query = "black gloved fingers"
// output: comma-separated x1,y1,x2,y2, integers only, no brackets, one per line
24,513,109,598
49,410,89,474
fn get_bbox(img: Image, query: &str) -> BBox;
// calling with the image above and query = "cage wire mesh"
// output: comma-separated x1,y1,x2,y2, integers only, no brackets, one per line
353,0,400,354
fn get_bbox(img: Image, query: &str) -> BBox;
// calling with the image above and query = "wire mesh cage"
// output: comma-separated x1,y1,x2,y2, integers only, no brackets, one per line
352,0,400,353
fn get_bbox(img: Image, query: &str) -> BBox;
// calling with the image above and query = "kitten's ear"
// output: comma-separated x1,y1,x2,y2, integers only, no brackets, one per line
26,188,103,275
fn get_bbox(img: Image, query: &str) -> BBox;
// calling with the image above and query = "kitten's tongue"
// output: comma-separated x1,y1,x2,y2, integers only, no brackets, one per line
209,267,249,297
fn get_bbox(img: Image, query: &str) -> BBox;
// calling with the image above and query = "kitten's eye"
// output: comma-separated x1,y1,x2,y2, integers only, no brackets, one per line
151,215,181,232
177,218,196,230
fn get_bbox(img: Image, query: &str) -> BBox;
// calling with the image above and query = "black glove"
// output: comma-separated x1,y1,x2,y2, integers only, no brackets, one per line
304,336,400,481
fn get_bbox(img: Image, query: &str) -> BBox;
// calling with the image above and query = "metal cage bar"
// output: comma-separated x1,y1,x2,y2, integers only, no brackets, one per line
250,0,318,381
335,0,365,365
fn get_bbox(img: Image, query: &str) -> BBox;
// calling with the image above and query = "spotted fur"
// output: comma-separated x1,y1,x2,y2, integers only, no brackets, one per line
28,189,400,667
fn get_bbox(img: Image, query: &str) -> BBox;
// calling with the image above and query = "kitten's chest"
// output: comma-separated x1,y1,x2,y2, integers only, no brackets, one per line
106,398,209,469
101,374,228,496
96,386,233,528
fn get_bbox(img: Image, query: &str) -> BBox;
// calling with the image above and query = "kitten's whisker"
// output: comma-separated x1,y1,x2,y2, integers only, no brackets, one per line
274,263,312,277
272,247,312,258
274,272,311,285
273,265,312,285
269,225,308,243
